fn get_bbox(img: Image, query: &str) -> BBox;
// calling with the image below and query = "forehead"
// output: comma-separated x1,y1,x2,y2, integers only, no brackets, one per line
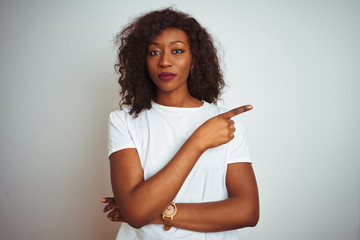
151,28,190,45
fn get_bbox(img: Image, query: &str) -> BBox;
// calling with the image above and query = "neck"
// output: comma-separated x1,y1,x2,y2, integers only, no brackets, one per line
155,91,203,108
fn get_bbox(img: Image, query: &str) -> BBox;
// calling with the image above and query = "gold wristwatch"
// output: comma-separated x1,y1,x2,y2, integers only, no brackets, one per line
161,202,177,231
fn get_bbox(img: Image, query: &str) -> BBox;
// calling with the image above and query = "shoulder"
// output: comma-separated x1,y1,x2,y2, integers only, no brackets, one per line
109,106,133,118
203,102,227,115
108,106,153,127
108,107,133,124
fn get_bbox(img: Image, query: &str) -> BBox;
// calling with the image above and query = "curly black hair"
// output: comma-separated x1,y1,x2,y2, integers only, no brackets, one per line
114,8,225,117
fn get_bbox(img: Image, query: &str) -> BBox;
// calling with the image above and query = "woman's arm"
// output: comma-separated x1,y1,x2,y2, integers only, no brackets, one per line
104,162,259,232
109,106,252,229
110,137,203,229
162,162,259,232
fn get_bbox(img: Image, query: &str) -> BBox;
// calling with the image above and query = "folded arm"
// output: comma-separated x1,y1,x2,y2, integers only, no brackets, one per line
110,136,204,229
106,162,259,232
150,162,259,232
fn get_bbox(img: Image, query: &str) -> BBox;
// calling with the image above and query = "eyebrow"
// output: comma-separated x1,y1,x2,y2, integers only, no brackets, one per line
149,40,186,45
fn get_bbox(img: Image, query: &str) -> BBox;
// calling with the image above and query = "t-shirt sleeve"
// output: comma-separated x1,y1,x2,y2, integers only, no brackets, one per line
226,117,252,164
108,109,135,159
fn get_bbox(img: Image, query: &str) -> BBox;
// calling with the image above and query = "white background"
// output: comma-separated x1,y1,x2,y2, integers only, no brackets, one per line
0,0,359,239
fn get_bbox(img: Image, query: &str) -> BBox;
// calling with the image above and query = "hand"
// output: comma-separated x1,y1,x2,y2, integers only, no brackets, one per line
192,105,253,151
101,197,125,222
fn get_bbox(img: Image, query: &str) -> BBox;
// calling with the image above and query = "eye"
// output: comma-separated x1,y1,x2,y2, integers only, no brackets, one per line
172,49,185,54
149,50,160,56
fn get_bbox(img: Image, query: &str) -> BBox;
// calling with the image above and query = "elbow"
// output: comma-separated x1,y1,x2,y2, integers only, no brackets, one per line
112,196,152,229
121,208,153,229
127,219,146,229
247,213,259,227
234,205,259,228
247,207,259,227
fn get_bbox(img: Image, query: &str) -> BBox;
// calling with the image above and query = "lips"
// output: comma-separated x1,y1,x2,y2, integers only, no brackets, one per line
158,72,176,81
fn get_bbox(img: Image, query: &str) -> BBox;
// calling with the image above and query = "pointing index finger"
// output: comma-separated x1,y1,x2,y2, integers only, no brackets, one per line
101,197,115,203
222,105,253,119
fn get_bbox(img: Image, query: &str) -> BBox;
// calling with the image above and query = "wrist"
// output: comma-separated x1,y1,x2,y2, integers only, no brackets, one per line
188,133,207,153
162,202,177,230
150,216,163,225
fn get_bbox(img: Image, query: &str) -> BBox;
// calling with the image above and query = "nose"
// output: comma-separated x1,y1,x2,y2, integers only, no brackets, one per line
159,52,172,68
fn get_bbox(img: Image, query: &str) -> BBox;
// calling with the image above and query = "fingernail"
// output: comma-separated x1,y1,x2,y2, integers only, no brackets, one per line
246,105,253,110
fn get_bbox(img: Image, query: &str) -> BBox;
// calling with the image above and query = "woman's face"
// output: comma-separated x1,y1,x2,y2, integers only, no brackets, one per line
146,28,193,96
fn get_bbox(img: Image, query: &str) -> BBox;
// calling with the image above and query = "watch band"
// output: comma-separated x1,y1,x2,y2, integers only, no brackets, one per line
163,216,172,231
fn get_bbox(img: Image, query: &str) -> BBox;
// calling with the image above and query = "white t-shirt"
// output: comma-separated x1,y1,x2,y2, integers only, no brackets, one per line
108,101,251,240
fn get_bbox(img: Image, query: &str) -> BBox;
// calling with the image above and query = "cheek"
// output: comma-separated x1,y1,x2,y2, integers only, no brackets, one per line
179,58,192,70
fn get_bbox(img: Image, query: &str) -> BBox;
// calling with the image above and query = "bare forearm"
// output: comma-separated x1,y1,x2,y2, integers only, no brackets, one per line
151,198,259,232
175,198,258,232
150,163,259,232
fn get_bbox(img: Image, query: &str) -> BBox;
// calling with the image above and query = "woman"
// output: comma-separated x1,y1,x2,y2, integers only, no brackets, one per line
101,8,259,240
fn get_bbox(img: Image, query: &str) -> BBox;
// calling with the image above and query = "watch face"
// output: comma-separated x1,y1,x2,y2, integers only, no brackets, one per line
163,203,176,217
